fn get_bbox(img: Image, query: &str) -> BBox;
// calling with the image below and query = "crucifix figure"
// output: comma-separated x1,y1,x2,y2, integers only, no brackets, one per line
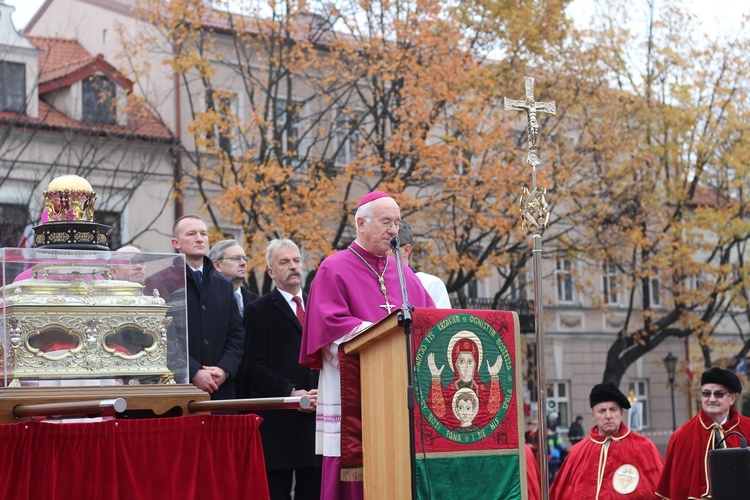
504,76,556,169
380,300,396,314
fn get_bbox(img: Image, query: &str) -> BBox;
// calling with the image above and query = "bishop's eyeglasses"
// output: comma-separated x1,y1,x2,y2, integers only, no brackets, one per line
366,218,401,229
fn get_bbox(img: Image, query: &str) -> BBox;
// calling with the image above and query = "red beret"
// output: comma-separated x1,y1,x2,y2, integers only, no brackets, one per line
357,191,391,208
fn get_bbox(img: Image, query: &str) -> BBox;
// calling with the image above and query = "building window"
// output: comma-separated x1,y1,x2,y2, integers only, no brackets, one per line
0,61,26,113
82,75,116,124
556,258,575,304
648,275,661,307
603,264,619,305
627,379,649,429
546,380,570,432
334,110,360,166
0,203,28,247
274,99,300,164
509,263,530,301
205,89,240,155
97,210,122,250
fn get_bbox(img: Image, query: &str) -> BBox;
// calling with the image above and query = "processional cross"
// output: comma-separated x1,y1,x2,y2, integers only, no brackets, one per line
504,77,556,231
504,76,556,500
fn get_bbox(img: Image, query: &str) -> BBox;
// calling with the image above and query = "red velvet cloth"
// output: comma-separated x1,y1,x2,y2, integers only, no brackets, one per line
0,414,269,500
338,349,363,475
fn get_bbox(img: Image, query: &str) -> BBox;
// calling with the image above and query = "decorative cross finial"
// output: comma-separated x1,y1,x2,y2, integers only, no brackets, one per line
505,76,556,232
504,76,556,171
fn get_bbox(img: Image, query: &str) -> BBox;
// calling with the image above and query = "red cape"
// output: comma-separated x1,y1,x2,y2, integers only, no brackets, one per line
550,423,663,499
656,407,750,499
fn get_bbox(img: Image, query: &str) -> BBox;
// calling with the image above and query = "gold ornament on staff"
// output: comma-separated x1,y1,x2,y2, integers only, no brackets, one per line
505,77,556,232
505,76,556,500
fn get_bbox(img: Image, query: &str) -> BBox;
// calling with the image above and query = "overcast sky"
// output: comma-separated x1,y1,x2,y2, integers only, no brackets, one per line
4,0,746,38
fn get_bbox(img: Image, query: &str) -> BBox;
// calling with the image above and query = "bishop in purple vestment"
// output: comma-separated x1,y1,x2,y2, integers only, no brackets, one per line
299,191,435,500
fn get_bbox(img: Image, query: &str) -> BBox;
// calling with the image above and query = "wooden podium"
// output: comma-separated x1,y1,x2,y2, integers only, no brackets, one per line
344,312,411,499
344,308,526,500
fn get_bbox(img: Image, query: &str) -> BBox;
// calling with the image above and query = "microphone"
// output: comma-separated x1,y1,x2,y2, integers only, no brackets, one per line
389,235,400,251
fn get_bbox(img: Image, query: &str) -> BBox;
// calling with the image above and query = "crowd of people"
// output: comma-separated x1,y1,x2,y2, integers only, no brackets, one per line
112,191,444,499
113,191,750,499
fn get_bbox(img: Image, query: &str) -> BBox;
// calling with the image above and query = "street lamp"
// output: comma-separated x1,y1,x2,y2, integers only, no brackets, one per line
663,352,677,431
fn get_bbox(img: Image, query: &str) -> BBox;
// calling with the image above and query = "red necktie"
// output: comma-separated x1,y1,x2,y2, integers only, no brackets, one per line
292,296,305,325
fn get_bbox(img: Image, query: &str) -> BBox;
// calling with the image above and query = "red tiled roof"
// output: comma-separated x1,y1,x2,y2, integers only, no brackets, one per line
0,35,173,142
0,98,173,141
690,185,731,207
27,36,133,92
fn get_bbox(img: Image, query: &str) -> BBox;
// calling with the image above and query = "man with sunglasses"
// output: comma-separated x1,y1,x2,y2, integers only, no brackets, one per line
657,367,750,499
209,239,260,317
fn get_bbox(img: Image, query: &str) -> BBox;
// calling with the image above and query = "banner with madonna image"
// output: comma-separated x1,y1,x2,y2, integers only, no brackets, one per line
411,308,527,499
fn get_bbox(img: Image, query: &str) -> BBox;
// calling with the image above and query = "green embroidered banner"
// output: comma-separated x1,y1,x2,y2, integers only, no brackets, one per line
411,309,528,499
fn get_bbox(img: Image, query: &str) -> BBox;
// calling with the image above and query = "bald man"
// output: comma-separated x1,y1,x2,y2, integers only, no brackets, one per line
106,245,154,358
110,245,146,284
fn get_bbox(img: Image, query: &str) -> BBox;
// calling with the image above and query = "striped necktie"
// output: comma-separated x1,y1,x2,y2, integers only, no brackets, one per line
714,425,725,449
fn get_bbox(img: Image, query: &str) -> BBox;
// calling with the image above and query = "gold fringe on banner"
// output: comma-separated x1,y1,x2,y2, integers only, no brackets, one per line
340,467,363,482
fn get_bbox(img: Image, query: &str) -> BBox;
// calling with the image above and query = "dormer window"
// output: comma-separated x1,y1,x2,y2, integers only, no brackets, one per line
0,61,26,113
82,75,116,124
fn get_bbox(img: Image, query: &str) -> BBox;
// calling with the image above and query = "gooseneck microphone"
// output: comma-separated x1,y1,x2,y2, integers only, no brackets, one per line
389,235,400,252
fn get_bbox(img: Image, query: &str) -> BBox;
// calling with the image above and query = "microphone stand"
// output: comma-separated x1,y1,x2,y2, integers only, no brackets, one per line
390,235,418,500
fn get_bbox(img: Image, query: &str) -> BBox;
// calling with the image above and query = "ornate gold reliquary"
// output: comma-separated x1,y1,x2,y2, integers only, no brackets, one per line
0,249,188,387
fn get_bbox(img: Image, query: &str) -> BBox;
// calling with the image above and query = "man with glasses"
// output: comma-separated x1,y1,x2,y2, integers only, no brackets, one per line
657,367,750,499
550,383,663,499
299,191,435,499
208,239,259,317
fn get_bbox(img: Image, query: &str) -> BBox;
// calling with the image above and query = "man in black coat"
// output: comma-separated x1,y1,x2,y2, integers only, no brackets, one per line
172,215,245,400
238,238,321,500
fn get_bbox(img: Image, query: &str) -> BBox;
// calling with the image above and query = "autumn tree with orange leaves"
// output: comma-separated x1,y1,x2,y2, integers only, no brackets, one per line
117,0,750,385
121,0,575,296
547,0,750,385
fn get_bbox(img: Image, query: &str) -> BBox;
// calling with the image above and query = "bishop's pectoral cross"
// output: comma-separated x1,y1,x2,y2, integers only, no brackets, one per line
377,276,396,313
380,300,396,314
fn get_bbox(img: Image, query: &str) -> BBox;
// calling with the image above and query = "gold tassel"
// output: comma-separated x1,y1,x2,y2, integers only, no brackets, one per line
340,467,363,482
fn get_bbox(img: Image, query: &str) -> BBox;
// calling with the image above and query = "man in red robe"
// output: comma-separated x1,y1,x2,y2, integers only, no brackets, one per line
656,367,750,499
550,383,663,499
299,191,435,500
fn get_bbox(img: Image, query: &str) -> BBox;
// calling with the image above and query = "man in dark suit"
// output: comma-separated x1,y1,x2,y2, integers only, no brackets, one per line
171,215,245,400
208,239,260,317
238,238,321,500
